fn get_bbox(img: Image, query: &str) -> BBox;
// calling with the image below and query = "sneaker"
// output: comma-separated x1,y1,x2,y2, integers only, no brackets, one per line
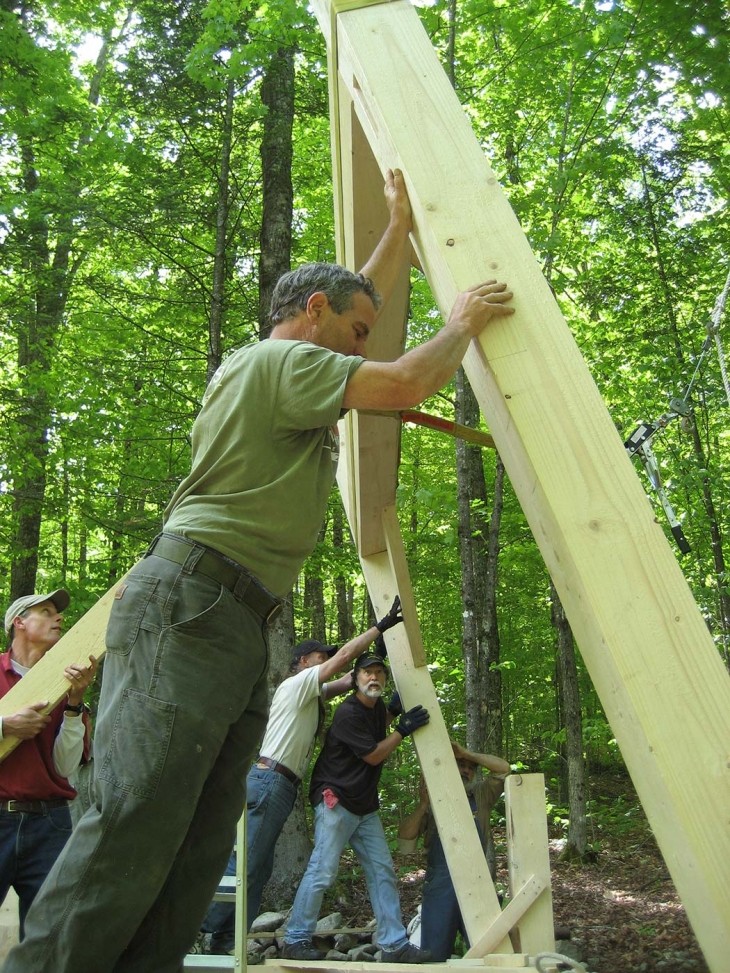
380,942,433,964
281,941,327,961
189,931,209,954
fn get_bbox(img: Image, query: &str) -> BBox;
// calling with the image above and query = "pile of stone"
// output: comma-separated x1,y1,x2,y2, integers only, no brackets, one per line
248,911,380,963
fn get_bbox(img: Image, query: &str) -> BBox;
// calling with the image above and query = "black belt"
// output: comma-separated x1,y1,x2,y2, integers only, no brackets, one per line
145,534,282,624
1,799,68,814
256,756,300,786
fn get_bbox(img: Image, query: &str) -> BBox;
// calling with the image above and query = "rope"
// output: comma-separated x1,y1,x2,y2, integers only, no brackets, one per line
534,951,589,972
681,269,730,407
708,268,730,409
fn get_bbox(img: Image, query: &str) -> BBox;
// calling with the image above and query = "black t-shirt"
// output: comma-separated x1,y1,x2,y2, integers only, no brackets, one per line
309,693,386,816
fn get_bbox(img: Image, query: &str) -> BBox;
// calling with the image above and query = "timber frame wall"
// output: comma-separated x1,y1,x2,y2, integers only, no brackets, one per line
1,1,728,971
316,2,730,972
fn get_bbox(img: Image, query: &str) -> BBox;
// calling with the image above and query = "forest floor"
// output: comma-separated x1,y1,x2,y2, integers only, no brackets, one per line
334,773,709,973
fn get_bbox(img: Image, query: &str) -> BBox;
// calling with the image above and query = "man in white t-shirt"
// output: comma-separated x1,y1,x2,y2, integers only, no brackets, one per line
200,598,403,954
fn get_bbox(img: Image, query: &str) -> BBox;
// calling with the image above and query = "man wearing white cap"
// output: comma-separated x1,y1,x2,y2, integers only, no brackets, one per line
0,590,96,938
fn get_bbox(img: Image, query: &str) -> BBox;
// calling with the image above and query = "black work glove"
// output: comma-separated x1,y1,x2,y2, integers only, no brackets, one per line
395,704,429,737
386,691,402,717
376,595,403,633
374,633,387,659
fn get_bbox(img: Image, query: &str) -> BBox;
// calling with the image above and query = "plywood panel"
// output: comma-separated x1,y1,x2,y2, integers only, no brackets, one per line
332,98,411,554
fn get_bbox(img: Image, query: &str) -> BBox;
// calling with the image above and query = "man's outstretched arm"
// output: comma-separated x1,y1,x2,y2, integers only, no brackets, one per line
342,279,515,411
358,168,412,314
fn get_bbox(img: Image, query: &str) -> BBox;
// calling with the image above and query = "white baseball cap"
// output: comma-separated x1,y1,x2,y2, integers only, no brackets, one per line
4,590,70,635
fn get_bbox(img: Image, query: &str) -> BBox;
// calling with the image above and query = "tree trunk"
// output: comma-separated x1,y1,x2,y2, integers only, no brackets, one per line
207,77,235,382
253,42,307,912
445,4,505,761
258,46,294,340
688,414,730,665
551,581,588,858
266,797,314,912
333,505,355,643
259,593,319,916
537,65,589,856
7,17,114,599
304,569,326,642
456,370,504,756
484,456,505,752
640,163,730,664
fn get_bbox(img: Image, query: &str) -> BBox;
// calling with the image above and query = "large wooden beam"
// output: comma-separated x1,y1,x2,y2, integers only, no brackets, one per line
315,2,730,971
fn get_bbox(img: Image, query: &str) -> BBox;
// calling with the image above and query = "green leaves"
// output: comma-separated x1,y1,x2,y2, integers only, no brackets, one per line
0,0,727,785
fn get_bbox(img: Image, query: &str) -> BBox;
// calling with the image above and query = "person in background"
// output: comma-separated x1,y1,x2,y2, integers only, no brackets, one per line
200,597,403,956
0,590,95,939
398,741,510,961
282,654,431,964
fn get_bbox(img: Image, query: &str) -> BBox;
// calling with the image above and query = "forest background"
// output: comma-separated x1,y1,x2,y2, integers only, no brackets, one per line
1,0,728,960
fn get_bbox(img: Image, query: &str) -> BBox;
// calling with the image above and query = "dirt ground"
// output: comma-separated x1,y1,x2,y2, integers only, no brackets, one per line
541,836,709,972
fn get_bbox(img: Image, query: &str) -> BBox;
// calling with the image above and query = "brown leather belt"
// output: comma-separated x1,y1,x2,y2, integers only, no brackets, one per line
1,799,69,814
256,756,300,786
145,533,282,624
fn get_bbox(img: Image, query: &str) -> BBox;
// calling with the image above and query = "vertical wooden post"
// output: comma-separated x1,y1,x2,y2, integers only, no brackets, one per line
503,775,554,956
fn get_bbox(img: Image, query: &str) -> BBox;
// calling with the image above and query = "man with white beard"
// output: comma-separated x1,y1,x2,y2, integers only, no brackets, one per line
282,654,431,963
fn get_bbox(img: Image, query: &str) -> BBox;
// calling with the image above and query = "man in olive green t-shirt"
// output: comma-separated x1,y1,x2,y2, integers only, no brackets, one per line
6,169,514,973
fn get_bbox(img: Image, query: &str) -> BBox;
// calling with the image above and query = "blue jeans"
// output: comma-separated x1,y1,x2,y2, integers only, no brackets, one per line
421,834,465,961
0,805,72,939
285,801,408,952
203,765,298,950
3,550,270,973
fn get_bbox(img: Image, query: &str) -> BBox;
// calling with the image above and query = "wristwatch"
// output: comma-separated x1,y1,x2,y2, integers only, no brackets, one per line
64,702,85,715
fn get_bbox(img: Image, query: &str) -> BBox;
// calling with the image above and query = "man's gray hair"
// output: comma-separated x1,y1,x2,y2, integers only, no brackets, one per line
269,263,381,325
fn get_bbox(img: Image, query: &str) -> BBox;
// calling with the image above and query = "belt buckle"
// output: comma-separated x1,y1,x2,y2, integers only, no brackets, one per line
5,800,21,813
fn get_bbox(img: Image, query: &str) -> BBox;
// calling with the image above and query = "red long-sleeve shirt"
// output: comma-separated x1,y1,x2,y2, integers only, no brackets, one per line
0,651,90,802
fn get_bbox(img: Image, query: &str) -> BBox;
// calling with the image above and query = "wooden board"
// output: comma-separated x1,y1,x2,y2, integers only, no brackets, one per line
330,91,411,555
0,583,117,762
314,2,730,971
502,776,554,956
335,454,512,956
184,961,540,972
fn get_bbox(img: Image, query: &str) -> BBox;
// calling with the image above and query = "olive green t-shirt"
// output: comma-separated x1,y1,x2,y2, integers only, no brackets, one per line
164,339,363,597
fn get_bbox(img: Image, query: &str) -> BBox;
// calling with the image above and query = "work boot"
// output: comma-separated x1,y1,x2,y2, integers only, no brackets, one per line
380,942,433,964
281,941,327,960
